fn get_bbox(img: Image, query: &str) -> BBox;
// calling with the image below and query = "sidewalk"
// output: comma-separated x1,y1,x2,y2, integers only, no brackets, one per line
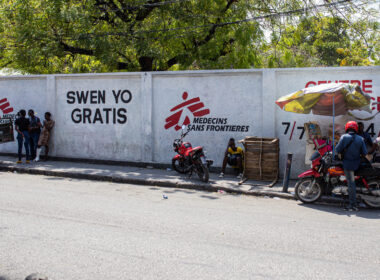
0,155,295,199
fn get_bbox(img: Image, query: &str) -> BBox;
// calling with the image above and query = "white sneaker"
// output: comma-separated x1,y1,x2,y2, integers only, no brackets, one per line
237,173,243,179
219,172,224,178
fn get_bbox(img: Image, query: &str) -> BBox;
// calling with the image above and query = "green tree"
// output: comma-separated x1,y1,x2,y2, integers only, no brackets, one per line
0,0,378,73
262,13,379,67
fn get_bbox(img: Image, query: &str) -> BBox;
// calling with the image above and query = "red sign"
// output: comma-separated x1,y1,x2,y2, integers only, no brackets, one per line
165,92,210,131
305,79,373,94
0,98,14,117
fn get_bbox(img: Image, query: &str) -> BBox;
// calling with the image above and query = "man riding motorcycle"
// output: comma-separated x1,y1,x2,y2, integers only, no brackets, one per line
336,121,367,211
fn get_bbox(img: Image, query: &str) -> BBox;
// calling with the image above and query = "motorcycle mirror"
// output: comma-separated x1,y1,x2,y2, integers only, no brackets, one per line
182,125,186,130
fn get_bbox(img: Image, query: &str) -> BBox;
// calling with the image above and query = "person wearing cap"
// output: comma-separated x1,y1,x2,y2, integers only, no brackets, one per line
336,121,367,211
219,138,244,179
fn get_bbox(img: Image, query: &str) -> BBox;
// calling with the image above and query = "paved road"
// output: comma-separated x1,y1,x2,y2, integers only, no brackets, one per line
0,172,379,280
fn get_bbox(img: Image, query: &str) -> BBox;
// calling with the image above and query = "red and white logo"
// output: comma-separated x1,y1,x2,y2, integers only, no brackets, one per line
0,98,14,118
164,92,210,131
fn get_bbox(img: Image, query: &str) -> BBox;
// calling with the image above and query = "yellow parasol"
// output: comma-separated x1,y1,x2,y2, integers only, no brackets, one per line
276,83,371,116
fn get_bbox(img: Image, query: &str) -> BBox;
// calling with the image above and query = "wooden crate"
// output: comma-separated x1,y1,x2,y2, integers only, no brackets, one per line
240,137,279,182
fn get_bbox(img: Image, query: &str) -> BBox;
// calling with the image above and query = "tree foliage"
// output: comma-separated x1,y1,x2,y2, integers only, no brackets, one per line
263,12,379,68
0,0,378,73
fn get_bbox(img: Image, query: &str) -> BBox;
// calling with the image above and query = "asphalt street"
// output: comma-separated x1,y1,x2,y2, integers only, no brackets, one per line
0,172,379,280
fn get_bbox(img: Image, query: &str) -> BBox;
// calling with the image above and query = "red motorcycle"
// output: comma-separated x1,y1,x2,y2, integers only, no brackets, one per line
172,126,213,183
295,139,380,208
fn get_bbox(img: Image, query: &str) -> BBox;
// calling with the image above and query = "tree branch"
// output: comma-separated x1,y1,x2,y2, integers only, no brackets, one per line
210,38,235,61
167,57,178,68
197,0,239,46
0,60,13,68
135,0,161,21
60,41,94,56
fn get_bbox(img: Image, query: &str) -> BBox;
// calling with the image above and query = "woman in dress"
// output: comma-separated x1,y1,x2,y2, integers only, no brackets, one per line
35,112,55,161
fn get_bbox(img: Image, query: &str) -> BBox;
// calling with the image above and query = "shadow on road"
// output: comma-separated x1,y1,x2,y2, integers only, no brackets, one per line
162,188,197,194
298,203,380,219
148,186,221,200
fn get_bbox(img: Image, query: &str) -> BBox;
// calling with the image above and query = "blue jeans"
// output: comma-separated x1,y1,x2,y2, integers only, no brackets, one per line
17,131,30,161
29,132,40,159
344,169,357,207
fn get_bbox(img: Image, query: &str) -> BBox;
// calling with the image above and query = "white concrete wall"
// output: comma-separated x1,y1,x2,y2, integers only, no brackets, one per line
0,76,48,151
152,72,262,165
1,67,379,177
54,75,142,161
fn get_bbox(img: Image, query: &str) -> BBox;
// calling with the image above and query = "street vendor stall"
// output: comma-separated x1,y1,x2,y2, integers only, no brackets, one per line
276,83,371,160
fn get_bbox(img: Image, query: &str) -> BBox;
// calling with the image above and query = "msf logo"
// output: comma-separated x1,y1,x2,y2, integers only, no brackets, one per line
0,98,14,118
165,92,210,131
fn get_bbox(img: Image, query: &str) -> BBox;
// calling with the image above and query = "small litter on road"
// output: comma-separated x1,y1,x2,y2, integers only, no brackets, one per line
146,165,154,169
273,197,281,200
166,168,172,171
162,194,168,199
217,190,226,194
13,171,17,174
264,196,270,199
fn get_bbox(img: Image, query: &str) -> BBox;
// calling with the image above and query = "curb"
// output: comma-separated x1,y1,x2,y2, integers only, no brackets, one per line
0,163,296,200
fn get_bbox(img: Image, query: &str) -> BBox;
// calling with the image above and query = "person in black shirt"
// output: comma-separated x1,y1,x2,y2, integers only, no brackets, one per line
28,109,42,160
358,122,374,153
15,109,31,163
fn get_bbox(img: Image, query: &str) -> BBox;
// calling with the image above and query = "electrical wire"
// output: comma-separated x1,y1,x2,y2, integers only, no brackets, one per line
50,0,357,41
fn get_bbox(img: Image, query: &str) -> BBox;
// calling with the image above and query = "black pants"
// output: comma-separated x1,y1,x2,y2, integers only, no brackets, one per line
227,154,242,166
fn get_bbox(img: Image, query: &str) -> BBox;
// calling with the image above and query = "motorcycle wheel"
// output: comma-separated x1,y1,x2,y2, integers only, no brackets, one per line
172,158,187,174
362,180,380,209
295,177,322,203
196,162,209,183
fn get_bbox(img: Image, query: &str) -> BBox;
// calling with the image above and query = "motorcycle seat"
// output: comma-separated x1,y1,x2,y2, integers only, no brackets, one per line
185,146,202,157
355,166,380,177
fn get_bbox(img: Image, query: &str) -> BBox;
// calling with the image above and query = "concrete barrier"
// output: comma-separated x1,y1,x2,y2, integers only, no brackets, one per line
1,67,379,177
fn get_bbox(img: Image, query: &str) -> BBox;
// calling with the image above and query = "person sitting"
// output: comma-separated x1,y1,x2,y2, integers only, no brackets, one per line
219,138,244,179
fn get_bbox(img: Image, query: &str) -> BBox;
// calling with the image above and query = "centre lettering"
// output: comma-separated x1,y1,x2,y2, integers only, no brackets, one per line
66,89,132,124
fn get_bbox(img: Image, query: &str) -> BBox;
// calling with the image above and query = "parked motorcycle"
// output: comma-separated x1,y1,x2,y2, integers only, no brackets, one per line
172,125,213,183
295,139,380,208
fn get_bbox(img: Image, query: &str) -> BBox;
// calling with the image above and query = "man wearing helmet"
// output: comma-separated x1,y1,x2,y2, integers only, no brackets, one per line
336,121,367,211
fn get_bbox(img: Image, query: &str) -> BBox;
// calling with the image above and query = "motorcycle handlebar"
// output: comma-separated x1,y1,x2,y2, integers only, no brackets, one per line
181,130,190,139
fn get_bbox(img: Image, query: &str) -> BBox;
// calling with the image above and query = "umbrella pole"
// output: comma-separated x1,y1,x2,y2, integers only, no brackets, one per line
332,95,335,158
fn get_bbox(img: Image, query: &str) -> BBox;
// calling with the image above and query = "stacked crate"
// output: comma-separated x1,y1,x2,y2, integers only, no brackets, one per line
240,137,279,182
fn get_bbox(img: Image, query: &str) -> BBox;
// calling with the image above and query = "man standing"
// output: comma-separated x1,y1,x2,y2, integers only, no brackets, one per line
336,121,367,211
15,110,31,163
28,109,42,160
219,138,244,179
